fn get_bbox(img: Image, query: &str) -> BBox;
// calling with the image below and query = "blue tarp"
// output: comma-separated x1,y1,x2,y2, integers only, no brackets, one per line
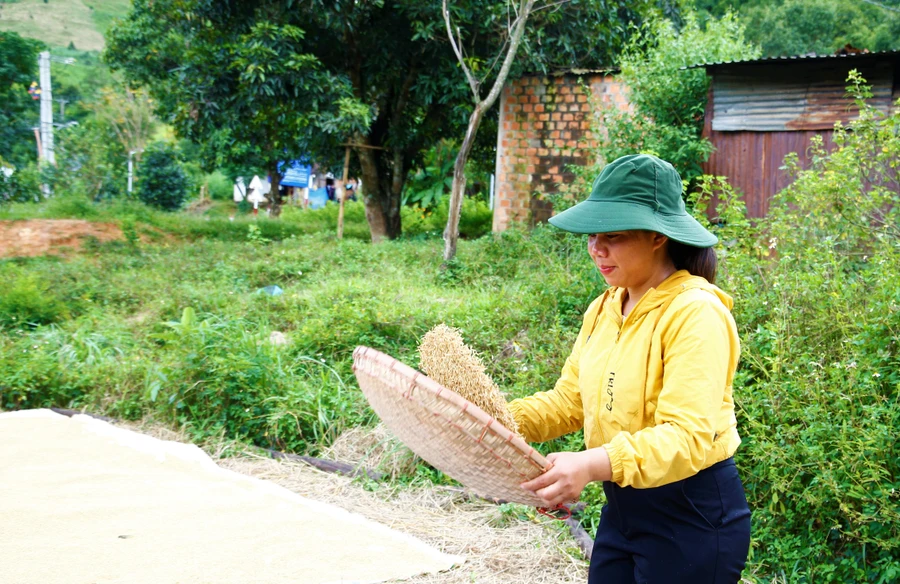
307,187,328,210
279,160,312,188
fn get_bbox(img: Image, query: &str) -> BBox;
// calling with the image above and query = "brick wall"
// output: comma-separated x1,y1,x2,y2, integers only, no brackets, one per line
493,73,629,232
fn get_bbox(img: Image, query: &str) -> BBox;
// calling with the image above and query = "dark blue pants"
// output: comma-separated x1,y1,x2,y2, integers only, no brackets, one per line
589,458,751,584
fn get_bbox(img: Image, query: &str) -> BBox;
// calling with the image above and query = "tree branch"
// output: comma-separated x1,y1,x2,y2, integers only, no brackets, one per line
443,0,481,101
479,0,536,112
393,61,418,123
532,0,570,14
481,35,510,83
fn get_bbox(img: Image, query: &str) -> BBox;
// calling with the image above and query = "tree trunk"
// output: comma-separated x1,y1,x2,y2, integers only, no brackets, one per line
337,145,351,239
441,0,536,262
357,143,403,242
269,164,283,217
443,106,485,261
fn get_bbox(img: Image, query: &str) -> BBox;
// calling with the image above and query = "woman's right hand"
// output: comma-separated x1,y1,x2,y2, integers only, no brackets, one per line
521,447,611,508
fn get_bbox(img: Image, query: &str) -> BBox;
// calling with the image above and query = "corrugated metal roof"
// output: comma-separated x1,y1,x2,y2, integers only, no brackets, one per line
686,49,900,70
711,61,895,131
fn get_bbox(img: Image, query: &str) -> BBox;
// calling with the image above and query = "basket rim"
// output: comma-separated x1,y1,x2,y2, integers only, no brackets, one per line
352,345,549,473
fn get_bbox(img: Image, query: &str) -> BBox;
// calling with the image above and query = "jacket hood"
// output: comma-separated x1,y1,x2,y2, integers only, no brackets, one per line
613,270,734,319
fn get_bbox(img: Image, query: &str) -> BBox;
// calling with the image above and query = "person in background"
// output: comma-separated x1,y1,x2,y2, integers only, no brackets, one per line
325,173,336,203
344,177,358,202
511,154,751,584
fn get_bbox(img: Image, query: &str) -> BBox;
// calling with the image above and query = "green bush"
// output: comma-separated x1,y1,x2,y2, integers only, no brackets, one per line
146,307,366,452
203,170,233,200
138,144,188,211
0,162,42,204
402,139,456,208
401,195,492,239
696,72,900,582
280,200,371,240
0,269,71,328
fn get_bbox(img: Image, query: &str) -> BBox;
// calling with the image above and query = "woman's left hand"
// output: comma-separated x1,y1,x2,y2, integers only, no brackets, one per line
521,448,612,508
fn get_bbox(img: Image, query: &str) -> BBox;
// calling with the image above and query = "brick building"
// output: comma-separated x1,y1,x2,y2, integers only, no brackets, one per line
493,72,629,232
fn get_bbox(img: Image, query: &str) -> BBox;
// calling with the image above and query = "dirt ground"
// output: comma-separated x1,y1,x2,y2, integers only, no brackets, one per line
0,219,124,258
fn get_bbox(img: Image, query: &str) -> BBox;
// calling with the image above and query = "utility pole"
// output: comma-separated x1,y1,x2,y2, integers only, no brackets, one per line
39,51,55,167
127,149,144,195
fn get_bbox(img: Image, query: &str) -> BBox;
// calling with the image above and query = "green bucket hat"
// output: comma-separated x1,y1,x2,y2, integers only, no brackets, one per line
548,154,717,247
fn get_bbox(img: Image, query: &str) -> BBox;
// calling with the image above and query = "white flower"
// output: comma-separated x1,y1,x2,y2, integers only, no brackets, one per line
873,372,881,378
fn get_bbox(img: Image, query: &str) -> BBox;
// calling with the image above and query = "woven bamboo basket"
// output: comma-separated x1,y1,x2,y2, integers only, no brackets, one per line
352,346,549,507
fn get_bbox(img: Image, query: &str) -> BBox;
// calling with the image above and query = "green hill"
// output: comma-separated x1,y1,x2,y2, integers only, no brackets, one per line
0,0,131,51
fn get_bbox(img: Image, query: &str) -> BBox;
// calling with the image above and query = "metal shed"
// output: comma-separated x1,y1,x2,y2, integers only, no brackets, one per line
696,50,900,217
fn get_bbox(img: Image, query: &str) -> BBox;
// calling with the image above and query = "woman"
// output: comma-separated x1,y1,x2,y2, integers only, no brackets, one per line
510,154,751,583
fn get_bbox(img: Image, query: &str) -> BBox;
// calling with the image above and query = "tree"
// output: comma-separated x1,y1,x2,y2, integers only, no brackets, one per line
441,0,535,262
105,1,369,217
138,144,189,211
438,0,673,259
0,32,44,167
690,0,900,57
88,86,156,167
596,12,760,185
107,0,657,241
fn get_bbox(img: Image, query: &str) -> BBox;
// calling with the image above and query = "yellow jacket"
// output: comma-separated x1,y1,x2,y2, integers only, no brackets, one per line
508,270,741,489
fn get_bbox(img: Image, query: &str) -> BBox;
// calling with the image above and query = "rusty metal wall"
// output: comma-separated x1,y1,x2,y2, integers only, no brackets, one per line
701,57,900,217
701,127,837,217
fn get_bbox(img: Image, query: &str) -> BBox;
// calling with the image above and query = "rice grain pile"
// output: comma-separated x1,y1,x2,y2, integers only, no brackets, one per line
418,324,520,436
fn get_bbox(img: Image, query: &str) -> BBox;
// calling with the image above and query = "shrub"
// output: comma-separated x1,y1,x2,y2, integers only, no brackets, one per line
204,170,233,200
280,200,371,240
401,195,492,239
0,269,71,328
0,162,42,204
138,144,188,211
699,72,900,582
402,139,456,208
146,307,367,452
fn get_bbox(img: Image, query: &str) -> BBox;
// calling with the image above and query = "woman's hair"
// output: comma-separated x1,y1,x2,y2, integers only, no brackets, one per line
667,240,717,284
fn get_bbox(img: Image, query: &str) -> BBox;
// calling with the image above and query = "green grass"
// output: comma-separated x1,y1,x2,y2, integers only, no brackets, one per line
85,0,132,35
0,0,130,50
0,205,599,454
0,0,122,51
